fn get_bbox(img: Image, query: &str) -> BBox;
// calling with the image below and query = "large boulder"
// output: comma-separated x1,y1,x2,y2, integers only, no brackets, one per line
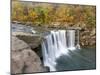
11,36,44,74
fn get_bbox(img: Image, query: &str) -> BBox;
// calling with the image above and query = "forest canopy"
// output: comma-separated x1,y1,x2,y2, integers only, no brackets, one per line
12,1,96,27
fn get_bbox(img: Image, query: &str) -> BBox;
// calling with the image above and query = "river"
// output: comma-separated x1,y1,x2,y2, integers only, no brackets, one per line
55,48,96,71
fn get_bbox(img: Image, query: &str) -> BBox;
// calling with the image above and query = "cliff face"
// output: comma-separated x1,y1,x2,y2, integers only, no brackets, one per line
80,27,96,47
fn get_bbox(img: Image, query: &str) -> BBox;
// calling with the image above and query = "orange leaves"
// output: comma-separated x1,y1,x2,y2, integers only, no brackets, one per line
12,1,96,27
28,10,38,22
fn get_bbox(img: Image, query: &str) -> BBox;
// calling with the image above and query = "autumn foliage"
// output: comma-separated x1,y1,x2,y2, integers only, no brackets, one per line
12,1,96,27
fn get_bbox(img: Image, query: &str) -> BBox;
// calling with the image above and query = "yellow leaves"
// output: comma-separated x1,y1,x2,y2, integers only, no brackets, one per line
28,10,38,22
29,11,37,18
12,2,96,26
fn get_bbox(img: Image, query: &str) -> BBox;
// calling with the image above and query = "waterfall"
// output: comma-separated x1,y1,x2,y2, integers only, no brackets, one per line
67,30,76,50
41,30,80,71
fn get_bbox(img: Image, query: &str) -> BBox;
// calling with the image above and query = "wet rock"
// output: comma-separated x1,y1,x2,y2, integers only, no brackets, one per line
11,36,43,74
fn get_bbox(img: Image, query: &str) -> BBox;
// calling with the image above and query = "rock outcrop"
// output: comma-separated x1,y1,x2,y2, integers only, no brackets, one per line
11,36,44,74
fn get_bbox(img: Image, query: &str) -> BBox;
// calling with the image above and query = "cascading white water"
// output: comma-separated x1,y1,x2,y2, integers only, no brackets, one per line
67,30,76,50
51,30,68,58
41,30,80,71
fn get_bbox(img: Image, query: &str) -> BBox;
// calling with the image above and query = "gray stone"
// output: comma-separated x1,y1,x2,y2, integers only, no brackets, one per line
11,36,29,51
16,35,42,49
11,36,43,74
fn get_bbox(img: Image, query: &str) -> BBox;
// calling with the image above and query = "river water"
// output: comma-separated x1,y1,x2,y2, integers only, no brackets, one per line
12,23,33,33
55,48,96,71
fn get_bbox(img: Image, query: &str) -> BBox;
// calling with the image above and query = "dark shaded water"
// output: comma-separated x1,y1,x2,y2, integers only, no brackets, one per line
55,48,96,71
